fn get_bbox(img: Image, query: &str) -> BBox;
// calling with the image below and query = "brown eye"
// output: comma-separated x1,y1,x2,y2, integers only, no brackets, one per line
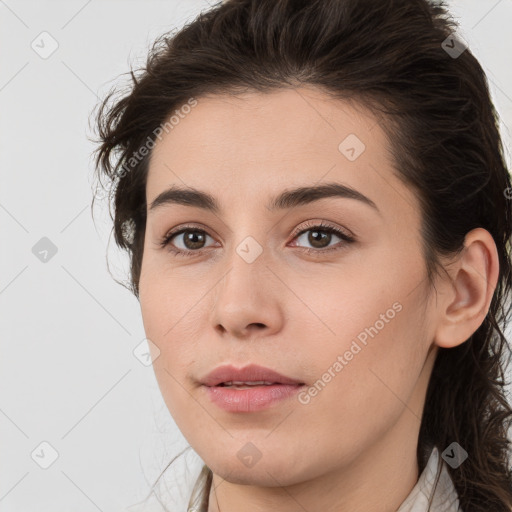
158,221,355,258
159,227,215,255
176,229,209,250
297,228,336,249
291,222,355,254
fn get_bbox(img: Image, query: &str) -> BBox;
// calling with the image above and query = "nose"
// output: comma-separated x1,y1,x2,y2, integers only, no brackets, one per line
210,255,284,341
215,321,267,338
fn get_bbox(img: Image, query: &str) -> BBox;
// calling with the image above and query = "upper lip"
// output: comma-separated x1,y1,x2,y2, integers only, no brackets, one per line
200,363,305,387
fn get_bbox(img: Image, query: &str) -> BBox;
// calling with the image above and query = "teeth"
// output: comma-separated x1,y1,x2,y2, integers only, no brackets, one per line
221,380,276,386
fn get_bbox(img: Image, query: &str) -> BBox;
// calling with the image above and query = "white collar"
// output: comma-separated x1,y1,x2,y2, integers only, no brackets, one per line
396,445,461,512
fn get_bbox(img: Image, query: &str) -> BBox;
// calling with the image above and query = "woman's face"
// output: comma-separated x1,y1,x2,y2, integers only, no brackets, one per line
139,87,439,487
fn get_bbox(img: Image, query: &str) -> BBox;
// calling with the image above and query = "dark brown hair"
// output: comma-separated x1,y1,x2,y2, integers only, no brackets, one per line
91,0,512,510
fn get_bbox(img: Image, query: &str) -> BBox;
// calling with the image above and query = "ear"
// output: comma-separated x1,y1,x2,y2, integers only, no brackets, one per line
434,227,500,349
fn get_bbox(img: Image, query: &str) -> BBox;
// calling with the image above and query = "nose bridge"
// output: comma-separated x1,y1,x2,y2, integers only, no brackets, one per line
220,229,269,299
212,199,285,291
222,206,271,267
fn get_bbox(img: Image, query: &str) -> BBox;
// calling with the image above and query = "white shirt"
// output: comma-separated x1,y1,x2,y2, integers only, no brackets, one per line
396,445,461,512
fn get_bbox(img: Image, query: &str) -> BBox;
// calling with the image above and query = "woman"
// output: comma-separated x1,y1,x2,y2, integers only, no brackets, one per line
91,0,512,510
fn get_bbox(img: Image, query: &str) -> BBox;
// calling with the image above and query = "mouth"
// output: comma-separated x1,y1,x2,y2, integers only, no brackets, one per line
199,364,306,412
200,363,305,388
215,380,296,388
203,381,305,412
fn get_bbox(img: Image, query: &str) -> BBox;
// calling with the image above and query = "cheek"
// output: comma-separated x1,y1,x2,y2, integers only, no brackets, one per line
297,264,428,438
290,310,424,473
139,270,192,412
138,256,189,340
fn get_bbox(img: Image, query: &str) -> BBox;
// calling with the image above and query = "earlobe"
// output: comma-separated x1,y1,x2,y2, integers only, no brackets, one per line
434,227,500,349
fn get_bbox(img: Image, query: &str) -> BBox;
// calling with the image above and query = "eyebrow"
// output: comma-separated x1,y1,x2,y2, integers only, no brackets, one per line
148,182,380,215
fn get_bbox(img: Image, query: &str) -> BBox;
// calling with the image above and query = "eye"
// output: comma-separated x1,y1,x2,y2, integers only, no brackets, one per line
157,220,356,257
158,224,216,257
289,220,356,256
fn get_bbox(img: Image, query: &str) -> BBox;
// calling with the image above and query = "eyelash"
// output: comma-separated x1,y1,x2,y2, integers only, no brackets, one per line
158,220,356,258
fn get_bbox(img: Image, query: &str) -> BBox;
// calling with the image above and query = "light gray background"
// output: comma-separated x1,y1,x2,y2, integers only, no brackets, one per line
1,1,511,511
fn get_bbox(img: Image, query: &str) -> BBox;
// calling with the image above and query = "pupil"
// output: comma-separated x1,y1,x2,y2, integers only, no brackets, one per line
185,231,205,249
309,230,330,248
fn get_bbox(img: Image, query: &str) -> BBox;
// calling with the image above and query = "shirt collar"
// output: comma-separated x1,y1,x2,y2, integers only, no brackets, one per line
396,445,461,512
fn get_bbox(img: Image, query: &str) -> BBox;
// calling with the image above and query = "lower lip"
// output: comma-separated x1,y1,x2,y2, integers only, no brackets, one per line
203,384,304,412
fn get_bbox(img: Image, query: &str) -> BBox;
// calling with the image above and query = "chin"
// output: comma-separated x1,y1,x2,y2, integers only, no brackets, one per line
204,449,311,487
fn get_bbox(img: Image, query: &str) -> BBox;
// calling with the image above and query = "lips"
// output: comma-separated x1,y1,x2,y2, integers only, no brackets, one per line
200,363,305,387
200,363,306,413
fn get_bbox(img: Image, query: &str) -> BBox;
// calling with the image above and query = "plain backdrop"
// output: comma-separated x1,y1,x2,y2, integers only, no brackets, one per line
1,1,511,511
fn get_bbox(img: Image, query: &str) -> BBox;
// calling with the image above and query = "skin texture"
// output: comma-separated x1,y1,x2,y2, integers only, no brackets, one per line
138,87,499,512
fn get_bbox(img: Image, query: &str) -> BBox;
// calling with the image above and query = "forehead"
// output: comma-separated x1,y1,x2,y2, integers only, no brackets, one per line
146,87,418,220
